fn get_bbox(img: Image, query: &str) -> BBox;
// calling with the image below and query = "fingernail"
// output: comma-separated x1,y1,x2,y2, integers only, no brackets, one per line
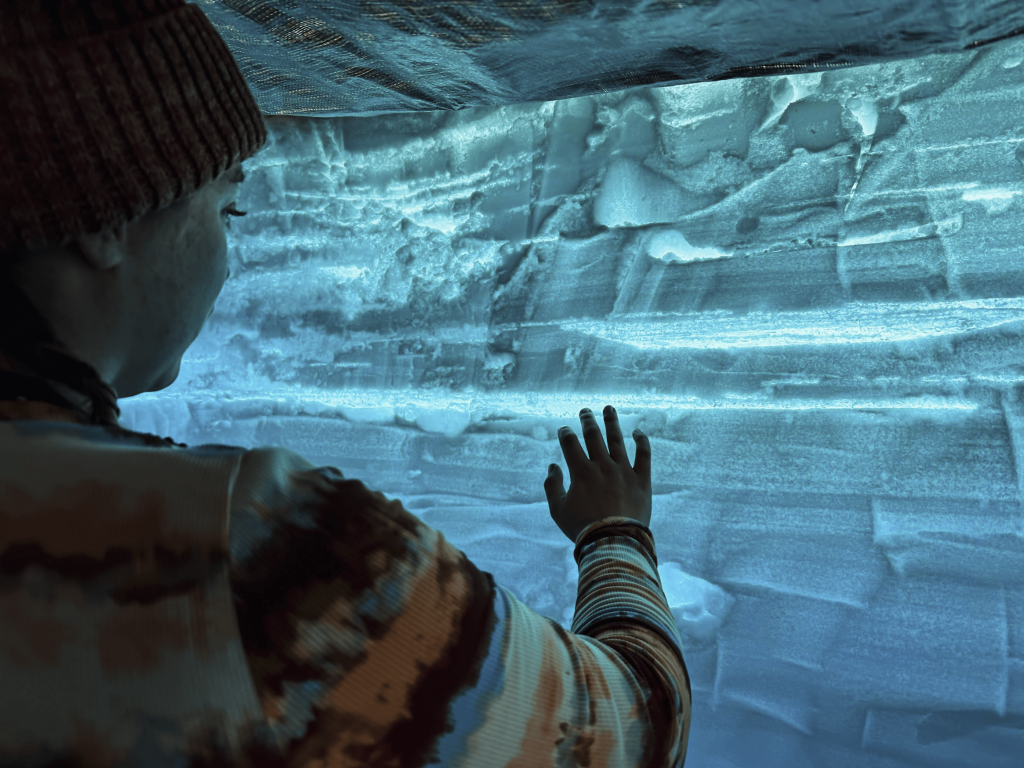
605,405,614,415
580,408,591,415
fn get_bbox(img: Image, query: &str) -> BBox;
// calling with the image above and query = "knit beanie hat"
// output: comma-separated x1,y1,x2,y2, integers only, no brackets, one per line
0,0,268,428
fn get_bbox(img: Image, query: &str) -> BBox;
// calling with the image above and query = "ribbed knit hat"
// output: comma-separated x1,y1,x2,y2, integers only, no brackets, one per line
0,0,268,254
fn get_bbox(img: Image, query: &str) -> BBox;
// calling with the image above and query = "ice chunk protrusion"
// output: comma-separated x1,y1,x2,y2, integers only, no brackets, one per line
646,229,732,264
657,562,735,646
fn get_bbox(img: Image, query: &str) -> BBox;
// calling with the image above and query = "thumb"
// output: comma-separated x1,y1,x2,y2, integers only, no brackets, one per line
543,463,564,512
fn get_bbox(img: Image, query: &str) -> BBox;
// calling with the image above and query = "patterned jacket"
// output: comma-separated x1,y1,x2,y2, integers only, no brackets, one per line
0,398,691,767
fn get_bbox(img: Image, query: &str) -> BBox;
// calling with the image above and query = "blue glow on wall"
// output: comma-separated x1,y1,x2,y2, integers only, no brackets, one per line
120,34,1024,768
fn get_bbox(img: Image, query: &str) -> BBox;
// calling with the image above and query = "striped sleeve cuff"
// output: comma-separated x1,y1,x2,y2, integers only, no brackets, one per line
570,517,685,668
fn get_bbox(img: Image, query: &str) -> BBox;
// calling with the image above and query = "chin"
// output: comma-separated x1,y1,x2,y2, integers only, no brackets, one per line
119,357,182,397
161,359,182,389
144,360,181,393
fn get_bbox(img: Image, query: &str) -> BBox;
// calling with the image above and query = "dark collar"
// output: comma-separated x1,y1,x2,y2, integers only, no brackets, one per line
0,369,93,423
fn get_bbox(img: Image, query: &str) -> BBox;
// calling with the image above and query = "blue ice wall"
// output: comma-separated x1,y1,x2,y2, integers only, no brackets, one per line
120,34,1024,768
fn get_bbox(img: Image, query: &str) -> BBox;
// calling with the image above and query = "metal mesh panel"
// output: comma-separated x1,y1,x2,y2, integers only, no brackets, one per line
193,0,1024,117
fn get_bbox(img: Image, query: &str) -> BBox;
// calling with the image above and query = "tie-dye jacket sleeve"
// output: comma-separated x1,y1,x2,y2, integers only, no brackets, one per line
0,409,690,768
230,446,692,768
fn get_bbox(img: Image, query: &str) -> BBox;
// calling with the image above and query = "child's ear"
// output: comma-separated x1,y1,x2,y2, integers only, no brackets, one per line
74,221,129,271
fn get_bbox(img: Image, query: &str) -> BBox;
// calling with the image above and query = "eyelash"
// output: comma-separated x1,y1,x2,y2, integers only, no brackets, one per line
223,204,247,227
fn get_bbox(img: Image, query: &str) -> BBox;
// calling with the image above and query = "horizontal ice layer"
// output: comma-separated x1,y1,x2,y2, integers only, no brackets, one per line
714,592,853,735
861,709,1024,768
822,579,1008,712
873,497,1024,584
706,492,885,608
119,394,1018,504
555,299,1024,349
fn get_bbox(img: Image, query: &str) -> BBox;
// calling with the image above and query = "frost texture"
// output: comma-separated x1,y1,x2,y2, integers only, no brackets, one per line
119,35,1024,768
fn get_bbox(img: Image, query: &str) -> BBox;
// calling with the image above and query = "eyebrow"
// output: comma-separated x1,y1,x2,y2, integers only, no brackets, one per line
227,166,246,184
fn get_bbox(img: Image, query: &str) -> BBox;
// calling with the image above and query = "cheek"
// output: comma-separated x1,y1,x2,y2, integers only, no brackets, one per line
186,221,228,326
207,225,230,294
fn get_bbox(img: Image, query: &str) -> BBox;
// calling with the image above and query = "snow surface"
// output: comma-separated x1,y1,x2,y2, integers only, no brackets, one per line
119,34,1024,768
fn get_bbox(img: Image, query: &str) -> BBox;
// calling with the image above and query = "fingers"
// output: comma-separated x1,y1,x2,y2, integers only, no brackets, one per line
632,429,651,487
558,407,640,477
544,463,565,515
579,408,609,462
603,405,628,465
557,425,587,482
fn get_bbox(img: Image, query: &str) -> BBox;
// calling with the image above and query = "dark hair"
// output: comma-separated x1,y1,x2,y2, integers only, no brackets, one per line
0,250,121,427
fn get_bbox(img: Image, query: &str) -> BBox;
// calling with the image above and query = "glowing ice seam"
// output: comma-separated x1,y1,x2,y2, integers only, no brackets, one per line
556,298,1024,349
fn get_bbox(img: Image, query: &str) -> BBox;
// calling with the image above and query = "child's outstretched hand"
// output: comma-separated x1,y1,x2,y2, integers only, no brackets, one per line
544,405,652,544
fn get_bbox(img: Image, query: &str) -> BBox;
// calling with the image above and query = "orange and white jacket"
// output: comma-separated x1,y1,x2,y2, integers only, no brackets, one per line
0,398,691,768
